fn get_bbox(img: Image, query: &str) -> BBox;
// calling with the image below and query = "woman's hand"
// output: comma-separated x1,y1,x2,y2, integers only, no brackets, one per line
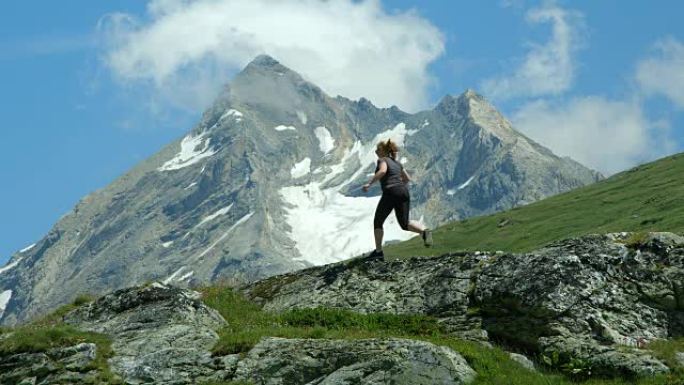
362,183,371,192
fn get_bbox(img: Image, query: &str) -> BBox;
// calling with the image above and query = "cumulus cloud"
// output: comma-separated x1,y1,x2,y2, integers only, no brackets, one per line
512,97,674,175
636,37,684,109
97,0,444,112
481,3,584,100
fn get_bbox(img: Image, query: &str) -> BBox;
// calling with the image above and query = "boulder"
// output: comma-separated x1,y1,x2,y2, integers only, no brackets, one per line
0,343,100,385
233,337,476,385
63,282,231,384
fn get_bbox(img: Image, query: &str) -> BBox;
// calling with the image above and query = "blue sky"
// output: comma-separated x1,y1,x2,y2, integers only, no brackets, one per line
2,0,683,265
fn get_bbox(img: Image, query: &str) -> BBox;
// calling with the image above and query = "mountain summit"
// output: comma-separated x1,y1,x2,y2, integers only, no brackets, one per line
0,56,601,325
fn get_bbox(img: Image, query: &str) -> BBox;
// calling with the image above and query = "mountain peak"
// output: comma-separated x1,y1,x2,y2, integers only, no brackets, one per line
245,54,284,71
435,89,519,142
461,88,485,101
227,54,326,112
237,54,300,80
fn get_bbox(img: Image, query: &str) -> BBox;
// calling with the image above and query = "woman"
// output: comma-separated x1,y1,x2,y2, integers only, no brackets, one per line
362,139,432,260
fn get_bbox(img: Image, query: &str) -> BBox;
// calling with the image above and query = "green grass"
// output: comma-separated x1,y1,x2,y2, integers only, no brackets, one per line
200,285,684,385
386,152,684,258
648,338,684,376
0,296,122,383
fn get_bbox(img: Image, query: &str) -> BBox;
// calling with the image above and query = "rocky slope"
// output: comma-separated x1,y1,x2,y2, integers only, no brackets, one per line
246,232,684,377
0,55,600,326
1,232,683,384
1,283,477,385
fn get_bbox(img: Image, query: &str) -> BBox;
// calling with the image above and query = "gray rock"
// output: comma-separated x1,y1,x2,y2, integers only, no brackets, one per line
508,352,535,371
233,337,476,385
245,232,684,377
0,343,100,384
246,253,489,342
676,352,684,367
64,282,230,384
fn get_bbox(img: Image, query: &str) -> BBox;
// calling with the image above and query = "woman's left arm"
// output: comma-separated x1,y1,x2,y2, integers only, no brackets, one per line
363,160,387,192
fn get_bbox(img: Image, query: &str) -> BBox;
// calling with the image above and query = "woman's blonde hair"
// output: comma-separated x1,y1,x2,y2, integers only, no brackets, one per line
376,139,400,160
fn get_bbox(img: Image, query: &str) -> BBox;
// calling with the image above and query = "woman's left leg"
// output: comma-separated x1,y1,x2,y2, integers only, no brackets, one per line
393,188,423,233
393,187,431,246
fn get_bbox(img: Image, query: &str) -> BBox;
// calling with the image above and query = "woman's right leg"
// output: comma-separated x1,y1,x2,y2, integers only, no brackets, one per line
373,194,394,251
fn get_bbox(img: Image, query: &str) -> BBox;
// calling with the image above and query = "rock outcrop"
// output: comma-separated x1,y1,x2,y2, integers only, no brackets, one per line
1,283,477,384
245,232,684,377
0,343,101,384
63,283,229,384
233,337,476,385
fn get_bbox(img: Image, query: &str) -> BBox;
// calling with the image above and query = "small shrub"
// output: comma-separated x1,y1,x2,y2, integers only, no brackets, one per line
621,232,649,249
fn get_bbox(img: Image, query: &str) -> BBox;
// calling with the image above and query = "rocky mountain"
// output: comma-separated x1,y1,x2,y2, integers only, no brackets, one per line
1,232,682,384
0,55,601,326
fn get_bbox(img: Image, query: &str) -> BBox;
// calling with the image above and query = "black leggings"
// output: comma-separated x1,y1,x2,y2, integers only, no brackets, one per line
374,185,410,230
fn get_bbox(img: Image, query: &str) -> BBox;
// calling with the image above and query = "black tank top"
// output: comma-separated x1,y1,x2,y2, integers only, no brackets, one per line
376,157,404,191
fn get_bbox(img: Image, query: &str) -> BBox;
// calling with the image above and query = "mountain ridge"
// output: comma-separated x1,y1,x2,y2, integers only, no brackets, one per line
0,55,600,326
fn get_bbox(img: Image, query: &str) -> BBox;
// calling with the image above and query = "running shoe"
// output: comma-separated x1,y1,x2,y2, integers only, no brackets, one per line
367,249,384,261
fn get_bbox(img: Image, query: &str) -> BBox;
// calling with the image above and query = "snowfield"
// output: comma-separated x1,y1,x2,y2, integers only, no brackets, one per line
0,290,12,319
291,158,312,179
280,122,423,265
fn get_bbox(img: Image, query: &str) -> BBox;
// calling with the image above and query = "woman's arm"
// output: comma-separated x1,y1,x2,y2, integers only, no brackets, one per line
362,160,387,192
401,168,411,184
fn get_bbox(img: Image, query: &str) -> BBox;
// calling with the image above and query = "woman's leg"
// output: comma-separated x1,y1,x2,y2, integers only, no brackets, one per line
373,194,393,251
407,220,425,234
374,228,384,251
393,187,419,232
392,186,431,246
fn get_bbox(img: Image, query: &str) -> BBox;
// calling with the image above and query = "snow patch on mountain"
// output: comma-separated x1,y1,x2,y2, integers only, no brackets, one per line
178,271,194,282
20,244,36,253
0,290,12,319
163,267,185,285
196,204,233,228
159,133,217,171
296,111,308,125
0,258,22,275
314,126,335,155
291,158,311,179
275,125,296,131
220,109,243,122
280,122,421,265
458,176,475,190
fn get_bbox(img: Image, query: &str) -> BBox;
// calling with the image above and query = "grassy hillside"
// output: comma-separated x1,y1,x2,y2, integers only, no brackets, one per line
388,152,684,258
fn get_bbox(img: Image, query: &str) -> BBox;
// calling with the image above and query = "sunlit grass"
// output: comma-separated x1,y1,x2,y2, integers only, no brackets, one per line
386,153,684,258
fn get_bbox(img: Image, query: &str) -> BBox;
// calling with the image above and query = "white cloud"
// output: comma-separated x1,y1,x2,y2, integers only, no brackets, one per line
481,3,584,100
98,0,444,112
636,37,684,109
512,96,674,175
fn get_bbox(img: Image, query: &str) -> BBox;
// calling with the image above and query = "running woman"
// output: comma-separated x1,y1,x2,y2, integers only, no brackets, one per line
362,139,432,260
